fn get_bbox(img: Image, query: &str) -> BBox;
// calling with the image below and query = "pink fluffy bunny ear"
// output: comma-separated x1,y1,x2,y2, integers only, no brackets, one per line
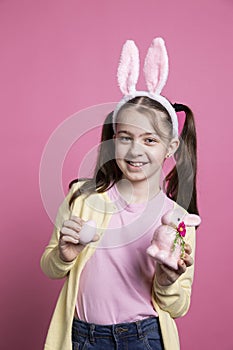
117,40,140,95
184,214,201,227
144,37,169,95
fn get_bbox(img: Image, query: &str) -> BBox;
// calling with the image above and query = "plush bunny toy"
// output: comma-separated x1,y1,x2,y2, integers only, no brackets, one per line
147,207,201,270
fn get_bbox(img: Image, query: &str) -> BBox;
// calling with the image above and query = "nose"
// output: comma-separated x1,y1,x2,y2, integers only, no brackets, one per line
128,141,143,157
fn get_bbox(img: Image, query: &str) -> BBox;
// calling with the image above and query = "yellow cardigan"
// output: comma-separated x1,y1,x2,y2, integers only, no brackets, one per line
41,182,196,350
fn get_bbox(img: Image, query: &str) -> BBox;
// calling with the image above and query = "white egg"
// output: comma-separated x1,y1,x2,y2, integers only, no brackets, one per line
79,220,97,245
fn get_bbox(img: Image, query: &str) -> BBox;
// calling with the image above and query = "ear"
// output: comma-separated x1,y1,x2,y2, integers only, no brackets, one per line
184,214,201,227
167,137,180,157
117,40,140,95
144,37,169,95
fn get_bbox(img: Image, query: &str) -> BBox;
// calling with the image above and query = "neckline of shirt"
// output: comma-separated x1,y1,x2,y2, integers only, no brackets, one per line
108,183,166,213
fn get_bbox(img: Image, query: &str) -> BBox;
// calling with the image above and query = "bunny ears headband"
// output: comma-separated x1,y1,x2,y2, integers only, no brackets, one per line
112,37,179,137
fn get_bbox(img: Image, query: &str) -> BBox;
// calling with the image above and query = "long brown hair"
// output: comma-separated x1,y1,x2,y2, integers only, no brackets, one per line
165,103,199,215
69,111,121,204
69,97,199,215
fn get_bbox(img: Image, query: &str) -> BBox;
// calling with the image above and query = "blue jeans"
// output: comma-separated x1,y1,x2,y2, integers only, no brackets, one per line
72,316,164,350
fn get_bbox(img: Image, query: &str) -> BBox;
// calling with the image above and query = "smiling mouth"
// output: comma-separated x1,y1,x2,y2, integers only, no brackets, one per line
126,160,148,167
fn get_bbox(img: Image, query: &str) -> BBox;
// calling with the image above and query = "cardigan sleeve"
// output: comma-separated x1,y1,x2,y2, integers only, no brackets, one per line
153,226,196,319
40,184,80,279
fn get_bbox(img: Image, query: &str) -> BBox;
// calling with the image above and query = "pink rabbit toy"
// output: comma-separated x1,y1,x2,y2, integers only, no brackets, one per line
147,206,201,270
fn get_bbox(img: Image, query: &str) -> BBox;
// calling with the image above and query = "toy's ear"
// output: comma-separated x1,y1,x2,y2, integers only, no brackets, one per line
161,209,173,225
144,37,169,95
184,214,201,227
117,40,140,95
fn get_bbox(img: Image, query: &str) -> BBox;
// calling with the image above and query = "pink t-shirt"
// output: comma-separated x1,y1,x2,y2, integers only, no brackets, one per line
76,185,174,324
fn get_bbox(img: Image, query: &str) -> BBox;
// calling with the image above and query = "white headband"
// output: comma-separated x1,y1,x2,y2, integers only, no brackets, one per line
112,37,179,138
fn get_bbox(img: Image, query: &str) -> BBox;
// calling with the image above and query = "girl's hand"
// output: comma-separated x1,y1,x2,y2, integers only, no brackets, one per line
155,244,193,286
59,216,99,262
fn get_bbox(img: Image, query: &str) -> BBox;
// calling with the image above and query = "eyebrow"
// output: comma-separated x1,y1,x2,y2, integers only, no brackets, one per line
116,130,158,137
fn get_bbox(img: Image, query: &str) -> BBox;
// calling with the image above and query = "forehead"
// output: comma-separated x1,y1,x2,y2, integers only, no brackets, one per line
116,108,157,134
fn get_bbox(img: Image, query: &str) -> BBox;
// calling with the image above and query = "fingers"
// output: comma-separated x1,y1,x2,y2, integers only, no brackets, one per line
69,216,85,225
60,227,80,244
177,244,194,273
68,216,85,232
160,252,193,280
92,234,100,242
177,259,187,274
62,219,82,233
182,243,193,267
60,216,100,245
60,216,84,244
182,252,193,267
184,243,192,255
156,243,194,286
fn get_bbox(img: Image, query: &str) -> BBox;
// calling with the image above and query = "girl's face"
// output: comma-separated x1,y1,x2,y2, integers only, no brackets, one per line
114,108,179,187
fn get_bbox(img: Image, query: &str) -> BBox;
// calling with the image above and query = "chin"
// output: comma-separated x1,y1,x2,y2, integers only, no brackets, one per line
123,173,147,183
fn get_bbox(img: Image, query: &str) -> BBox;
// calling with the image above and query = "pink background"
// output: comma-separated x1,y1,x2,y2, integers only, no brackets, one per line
1,1,232,349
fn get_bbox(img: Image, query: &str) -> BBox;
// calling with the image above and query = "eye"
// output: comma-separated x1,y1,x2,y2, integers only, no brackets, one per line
145,138,158,145
177,218,180,221
118,136,132,143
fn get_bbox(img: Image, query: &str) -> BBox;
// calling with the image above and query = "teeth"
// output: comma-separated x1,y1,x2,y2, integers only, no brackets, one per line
129,161,144,167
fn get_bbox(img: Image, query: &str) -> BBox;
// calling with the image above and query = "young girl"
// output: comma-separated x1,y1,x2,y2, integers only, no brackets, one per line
41,38,200,350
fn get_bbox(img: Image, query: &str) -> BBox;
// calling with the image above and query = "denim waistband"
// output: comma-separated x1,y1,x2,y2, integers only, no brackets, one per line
72,316,160,342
